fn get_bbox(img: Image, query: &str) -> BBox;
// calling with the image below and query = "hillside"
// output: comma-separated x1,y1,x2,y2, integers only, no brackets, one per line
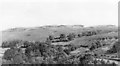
1,25,119,65
1,25,118,42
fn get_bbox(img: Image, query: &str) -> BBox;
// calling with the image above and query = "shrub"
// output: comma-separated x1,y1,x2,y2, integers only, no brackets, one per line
3,48,16,60
67,33,76,41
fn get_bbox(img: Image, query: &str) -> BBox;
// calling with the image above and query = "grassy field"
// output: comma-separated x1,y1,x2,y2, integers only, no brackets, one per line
1,25,118,42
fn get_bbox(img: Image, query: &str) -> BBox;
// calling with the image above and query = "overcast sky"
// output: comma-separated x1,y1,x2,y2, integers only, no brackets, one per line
0,0,119,31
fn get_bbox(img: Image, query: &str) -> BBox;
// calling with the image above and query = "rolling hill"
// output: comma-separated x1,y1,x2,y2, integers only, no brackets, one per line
0,25,119,65
1,25,118,43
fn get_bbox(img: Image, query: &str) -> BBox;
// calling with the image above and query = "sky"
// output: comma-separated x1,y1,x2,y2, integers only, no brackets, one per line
0,0,119,31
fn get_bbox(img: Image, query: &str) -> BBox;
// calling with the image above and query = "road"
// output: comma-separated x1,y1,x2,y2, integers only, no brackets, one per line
96,58,119,65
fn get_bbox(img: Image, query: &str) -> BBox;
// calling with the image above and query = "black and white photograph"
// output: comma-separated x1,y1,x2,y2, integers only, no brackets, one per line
0,0,119,66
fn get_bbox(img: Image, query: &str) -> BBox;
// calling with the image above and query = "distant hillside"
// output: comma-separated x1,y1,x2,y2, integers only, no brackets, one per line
1,25,118,43
71,32,118,46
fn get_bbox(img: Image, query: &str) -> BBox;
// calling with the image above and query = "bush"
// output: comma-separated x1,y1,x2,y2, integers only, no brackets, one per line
48,35,54,40
67,33,76,41
3,48,16,60
59,34,67,42
12,54,24,64
3,47,28,64
106,41,120,54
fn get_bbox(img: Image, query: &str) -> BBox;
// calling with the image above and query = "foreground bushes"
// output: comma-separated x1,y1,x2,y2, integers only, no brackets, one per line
1,32,118,64
2,40,118,65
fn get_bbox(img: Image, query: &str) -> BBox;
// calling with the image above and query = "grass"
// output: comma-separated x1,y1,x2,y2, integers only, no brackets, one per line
1,25,118,44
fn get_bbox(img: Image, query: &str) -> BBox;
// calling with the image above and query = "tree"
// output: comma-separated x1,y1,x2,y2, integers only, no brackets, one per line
2,41,8,48
3,47,28,64
118,51,120,58
78,34,82,37
59,34,67,42
25,46,33,57
64,49,70,55
43,57,56,64
93,59,97,64
86,31,91,36
79,55,86,64
60,34,66,38
112,62,116,66
34,49,41,57
3,48,16,60
12,54,24,64
46,35,54,44
114,41,120,52
107,41,120,54
89,45,95,51
92,31,97,35
100,59,105,64
2,40,19,48
2,59,13,64
35,57,44,64
46,38,52,44
48,35,54,40
67,33,76,41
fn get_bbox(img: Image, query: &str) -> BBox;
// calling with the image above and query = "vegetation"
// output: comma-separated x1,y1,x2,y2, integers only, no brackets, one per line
1,25,118,65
